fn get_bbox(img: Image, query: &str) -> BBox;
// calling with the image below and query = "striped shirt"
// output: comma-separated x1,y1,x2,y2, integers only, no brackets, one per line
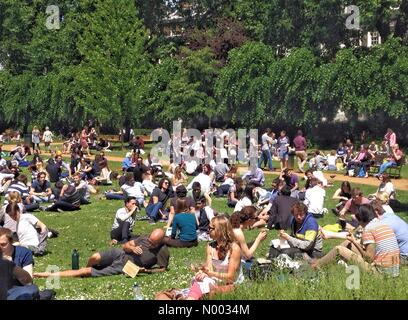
7,181,30,199
362,218,400,277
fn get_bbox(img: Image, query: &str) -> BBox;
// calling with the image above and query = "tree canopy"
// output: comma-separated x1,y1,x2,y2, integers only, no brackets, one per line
0,0,407,137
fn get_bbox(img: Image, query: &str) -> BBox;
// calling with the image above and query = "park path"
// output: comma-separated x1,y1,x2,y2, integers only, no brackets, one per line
3,144,408,191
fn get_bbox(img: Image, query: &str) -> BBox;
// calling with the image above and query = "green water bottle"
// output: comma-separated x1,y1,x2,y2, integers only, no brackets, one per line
72,249,79,270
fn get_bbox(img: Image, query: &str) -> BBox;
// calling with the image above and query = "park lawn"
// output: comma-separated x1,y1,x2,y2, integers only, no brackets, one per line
29,173,408,300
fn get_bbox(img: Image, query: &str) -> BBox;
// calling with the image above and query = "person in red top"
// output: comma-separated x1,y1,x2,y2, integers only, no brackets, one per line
383,128,397,154
293,130,307,173
80,126,91,157
376,144,404,176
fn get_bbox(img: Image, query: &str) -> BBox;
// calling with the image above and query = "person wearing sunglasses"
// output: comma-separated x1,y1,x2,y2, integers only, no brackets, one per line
186,215,243,300
146,178,173,223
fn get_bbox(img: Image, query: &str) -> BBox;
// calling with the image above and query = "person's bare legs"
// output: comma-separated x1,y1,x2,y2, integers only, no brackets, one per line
34,253,101,278
311,241,372,272
320,228,349,240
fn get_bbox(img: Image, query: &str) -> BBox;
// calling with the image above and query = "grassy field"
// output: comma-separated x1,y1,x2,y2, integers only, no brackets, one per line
1,145,408,300
27,175,408,300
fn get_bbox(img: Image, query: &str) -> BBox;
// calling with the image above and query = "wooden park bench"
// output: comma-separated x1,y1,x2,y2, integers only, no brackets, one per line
368,155,405,179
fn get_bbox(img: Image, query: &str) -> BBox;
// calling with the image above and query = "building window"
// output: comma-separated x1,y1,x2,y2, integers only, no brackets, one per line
371,32,380,46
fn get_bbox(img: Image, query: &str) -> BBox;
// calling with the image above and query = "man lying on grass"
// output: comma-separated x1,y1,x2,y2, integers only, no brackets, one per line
34,229,169,278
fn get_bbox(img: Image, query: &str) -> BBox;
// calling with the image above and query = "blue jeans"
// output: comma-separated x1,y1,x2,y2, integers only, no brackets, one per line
378,161,397,174
7,285,40,300
105,193,125,200
146,202,163,221
258,149,273,170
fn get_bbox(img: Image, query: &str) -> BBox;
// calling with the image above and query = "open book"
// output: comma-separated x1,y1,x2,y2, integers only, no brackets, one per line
270,239,291,250
122,260,141,278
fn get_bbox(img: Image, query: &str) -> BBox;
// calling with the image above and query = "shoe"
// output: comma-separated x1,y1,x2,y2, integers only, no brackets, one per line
39,289,56,300
57,208,64,213
33,250,47,257
39,206,47,212
48,228,59,238
148,219,156,225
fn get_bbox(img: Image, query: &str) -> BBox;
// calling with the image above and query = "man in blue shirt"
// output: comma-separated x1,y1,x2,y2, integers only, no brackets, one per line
30,172,55,203
0,228,39,300
372,200,408,265
122,152,133,171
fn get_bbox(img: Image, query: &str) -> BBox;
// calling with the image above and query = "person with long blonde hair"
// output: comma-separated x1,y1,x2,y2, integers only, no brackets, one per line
186,215,243,300
31,126,41,154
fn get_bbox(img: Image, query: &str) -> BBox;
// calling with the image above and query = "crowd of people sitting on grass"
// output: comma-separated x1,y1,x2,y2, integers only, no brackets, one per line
1,125,407,300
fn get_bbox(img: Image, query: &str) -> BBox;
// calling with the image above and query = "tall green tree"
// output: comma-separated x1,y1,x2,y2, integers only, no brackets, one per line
75,0,152,131
215,42,275,126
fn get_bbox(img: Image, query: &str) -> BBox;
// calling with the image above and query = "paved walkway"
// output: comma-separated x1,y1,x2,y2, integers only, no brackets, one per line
3,144,408,191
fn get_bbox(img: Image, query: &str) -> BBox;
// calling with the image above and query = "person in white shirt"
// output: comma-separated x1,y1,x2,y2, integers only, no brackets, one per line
187,171,212,194
0,170,14,194
142,171,157,196
234,185,256,213
184,159,198,175
216,172,235,196
304,178,326,217
121,179,146,208
6,202,50,256
42,127,53,153
370,173,396,200
195,197,215,241
327,150,337,171
110,197,138,244
0,156,7,168
258,128,274,171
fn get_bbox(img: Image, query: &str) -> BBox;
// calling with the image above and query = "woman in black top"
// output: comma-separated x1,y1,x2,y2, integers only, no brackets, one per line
332,181,352,215
146,178,173,223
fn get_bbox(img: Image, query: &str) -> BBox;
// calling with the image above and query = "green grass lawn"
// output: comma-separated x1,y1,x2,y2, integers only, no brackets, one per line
26,175,408,300
2,146,408,299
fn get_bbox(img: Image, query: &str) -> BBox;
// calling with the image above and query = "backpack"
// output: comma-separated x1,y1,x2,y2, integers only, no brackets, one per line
198,208,210,232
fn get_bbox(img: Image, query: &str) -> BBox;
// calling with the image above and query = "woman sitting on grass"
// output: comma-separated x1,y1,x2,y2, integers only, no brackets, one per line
187,215,243,300
163,198,198,248
369,173,396,203
311,204,400,277
171,165,187,190
332,181,352,215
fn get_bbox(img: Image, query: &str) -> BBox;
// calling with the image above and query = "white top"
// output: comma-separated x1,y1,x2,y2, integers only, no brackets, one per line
304,186,326,215
0,158,7,167
17,214,40,248
187,173,212,194
312,170,328,187
121,182,145,199
221,177,235,187
112,207,136,230
378,182,395,200
261,133,273,151
327,155,337,167
185,160,198,175
142,179,156,195
234,197,252,213
382,204,394,214
195,206,215,222
43,130,53,142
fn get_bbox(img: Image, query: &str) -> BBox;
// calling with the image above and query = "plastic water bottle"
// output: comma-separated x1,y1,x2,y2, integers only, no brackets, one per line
133,283,144,300
72,249,79,270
